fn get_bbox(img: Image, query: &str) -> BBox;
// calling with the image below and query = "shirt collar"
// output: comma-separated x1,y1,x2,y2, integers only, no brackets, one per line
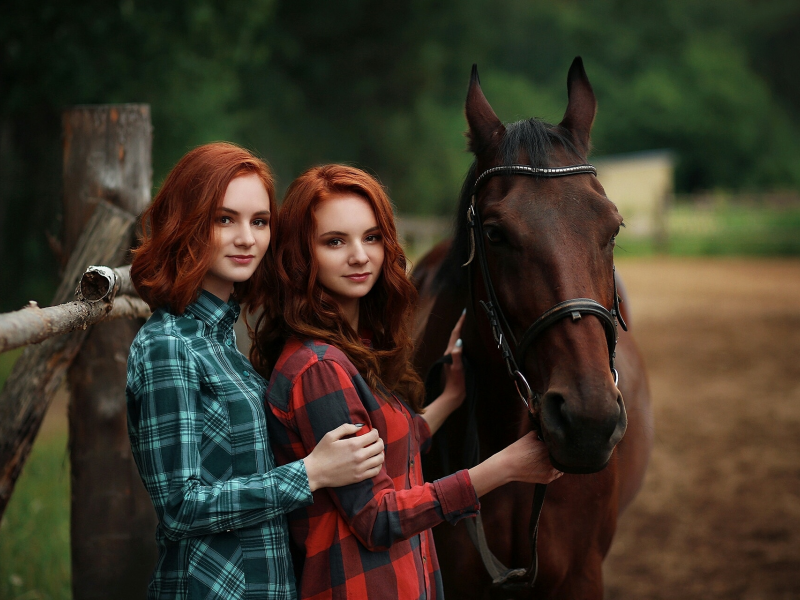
359,329,373,348
185,290,241,330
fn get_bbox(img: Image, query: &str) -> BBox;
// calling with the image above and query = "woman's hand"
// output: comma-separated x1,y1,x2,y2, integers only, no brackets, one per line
498,432,563,485
440,309,466,410
303,424,385,491
420,310,466,435
469,432,563,497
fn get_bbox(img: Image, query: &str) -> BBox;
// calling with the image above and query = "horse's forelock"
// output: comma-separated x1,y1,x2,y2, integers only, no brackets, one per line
432,118,583,293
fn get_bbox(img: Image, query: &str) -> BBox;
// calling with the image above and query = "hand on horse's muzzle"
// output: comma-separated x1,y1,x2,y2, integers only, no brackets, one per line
505,432,564,485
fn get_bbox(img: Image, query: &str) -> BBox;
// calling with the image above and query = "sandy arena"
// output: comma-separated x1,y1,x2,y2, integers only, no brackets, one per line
36,258,800,598
603,258,800,599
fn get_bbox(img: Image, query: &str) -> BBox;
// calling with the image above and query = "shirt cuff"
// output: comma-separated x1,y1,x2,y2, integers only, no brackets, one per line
267,459,314,513
433,469,480,525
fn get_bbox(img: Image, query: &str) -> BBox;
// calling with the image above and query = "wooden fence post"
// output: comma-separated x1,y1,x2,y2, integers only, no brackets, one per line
62,105,157,599
0,202,139,518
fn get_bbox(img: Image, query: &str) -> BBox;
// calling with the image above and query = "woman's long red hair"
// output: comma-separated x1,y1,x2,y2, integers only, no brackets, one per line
131,142,277,316
251,165,424,410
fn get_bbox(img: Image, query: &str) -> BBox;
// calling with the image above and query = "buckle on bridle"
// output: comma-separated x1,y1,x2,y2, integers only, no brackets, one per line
513,369,534,409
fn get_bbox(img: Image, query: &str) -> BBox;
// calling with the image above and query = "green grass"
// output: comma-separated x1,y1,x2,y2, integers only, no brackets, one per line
0,433,71,600
615,205,800,257
1,350,71,600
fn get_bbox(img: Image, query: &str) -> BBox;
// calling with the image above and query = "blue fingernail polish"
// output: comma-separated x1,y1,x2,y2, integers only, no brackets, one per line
455,339,463,348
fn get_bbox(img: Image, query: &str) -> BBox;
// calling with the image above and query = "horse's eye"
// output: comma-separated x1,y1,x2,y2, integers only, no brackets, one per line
610,226,621,247
485,226,506,245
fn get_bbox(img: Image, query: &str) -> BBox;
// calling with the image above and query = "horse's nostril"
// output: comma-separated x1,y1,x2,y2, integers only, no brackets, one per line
559,398,570,421
541,391,569,437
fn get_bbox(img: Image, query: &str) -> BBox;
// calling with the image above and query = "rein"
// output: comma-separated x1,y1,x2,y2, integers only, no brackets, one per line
461,162,627,594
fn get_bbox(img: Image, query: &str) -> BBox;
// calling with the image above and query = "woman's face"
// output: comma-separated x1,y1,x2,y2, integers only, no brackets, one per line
313,193,385,314
202,173,271,301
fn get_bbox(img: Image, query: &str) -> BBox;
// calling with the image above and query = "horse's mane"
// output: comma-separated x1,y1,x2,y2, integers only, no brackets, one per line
432,117,584,293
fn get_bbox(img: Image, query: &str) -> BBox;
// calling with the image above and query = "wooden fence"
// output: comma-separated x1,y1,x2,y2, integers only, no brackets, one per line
0,105,157,599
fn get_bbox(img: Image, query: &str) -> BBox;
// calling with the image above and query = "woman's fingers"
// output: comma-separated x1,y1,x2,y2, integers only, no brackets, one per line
444,309,467,354
361,465,383,480
324,422,365,441
360,451,385,473
354,427,380,445
359,436,384,460
450,338,463,370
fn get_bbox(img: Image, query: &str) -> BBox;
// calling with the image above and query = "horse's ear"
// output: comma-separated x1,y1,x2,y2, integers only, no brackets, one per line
558,57,597,155
465,64,505,155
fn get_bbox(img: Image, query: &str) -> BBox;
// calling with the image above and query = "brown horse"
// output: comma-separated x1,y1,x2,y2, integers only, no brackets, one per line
412,58,653,599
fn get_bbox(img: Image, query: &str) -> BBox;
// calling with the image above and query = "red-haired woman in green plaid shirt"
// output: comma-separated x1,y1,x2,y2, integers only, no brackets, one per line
126,143,385,599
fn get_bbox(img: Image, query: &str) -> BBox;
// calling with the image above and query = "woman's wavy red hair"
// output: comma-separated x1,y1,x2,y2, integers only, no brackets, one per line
251,165,424,410
131,142,277,316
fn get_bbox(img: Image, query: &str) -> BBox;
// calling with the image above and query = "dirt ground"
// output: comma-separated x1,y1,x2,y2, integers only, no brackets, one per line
602,258,800,600
37,258,800,599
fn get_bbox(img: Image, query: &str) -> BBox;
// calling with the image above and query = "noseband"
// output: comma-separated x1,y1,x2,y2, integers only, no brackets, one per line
464,163,627,409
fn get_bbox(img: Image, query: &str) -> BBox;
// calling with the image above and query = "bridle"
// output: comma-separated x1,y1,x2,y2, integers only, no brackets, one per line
460,162,627,594
464,163,627,410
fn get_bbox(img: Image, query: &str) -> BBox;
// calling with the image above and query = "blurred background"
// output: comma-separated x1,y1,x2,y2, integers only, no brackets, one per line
3,0,800,312
1,0,799,598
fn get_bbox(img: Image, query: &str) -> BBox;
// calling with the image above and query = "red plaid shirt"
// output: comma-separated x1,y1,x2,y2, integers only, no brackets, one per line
266,338,479,600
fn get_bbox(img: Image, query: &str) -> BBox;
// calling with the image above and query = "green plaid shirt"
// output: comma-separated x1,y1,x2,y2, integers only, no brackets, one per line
127,291,312,599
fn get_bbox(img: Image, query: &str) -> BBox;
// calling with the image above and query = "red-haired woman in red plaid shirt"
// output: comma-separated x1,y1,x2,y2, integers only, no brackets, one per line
253,165,562,600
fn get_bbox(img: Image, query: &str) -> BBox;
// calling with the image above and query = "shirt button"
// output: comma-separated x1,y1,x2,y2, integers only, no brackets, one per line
243,370,250,378
225,338,232,346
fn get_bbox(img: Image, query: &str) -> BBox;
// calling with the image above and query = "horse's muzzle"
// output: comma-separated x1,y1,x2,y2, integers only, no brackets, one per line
539,388,627,474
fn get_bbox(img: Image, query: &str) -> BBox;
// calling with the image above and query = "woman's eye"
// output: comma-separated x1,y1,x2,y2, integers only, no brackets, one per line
219,216,233,225
253,218,269,227
485,226,506,245
327,238,343,247
365,234,383,243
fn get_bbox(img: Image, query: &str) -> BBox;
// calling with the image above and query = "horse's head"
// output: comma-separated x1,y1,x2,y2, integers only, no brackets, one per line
460,58,626,474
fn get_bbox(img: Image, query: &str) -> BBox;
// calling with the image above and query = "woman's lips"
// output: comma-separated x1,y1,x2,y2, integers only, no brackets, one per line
345,273,370,282
229,255,255,265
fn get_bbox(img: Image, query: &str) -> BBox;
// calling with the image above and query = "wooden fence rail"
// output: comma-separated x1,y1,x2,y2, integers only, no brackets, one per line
0,265,149,354
0,200,138,517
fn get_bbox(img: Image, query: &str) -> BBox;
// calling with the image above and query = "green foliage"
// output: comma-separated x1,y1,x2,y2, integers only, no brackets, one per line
615,204,800,257
0,433,71,600
2,0,800,311
667,205,800,256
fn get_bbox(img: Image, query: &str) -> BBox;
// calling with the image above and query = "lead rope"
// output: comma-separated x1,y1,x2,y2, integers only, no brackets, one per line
463,484,548,592
425,353,547,593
